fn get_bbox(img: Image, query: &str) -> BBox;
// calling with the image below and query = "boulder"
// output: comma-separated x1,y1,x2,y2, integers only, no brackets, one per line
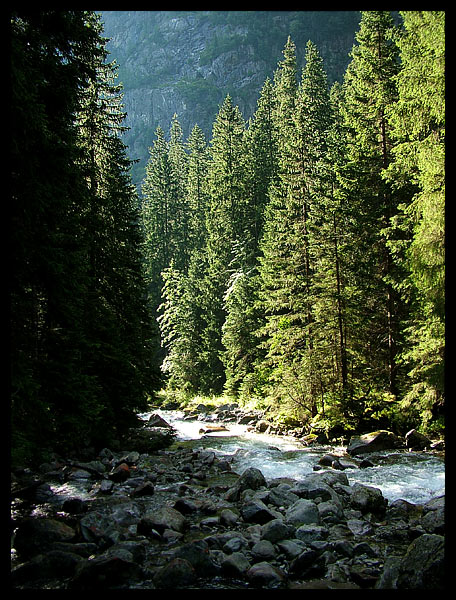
221,551,251,576
139,506,186,535
350,483,388,516
109,462,130,483
237,467,267,492
147,413,174,428
240,498,277,525
153,558,196,589
261,518,295,543
14,518,76,558
405,428,431,450
285,498,321,526
377,534,445,589
347,430,403,456
247,561,286,588
251,539,277,561
71,553,144,589
172,539,219,576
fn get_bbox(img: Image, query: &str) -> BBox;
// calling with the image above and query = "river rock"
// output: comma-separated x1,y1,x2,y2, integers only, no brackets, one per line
261,518,295,543
251,539,277,561
172,539,219,576
347,430,403,456
71,553,144,589
295,524,329,544
285,498,321,526
247,561,286,588
14,518,76,558
147,413,174,428
221,551,251,576
377,534,445,589
405,428,431,450
153,557,196,589
139,506,186,535
238,467,267,492
240,498,277,525
350,483,388,516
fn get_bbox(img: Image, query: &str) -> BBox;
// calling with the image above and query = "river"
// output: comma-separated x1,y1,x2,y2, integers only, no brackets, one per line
140,409,445,506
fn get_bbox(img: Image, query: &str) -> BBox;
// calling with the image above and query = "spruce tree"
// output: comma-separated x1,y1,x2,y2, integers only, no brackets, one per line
339,11,404,412
384,11,445,429
201,95,248,393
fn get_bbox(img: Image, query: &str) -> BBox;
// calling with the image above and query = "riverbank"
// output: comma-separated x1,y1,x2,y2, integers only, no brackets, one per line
11,411,445,589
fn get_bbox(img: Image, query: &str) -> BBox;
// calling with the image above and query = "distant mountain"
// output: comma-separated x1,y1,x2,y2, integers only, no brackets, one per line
99,11,362,188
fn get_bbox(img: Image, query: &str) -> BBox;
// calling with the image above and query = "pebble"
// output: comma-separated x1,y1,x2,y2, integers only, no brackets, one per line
10,412,445,590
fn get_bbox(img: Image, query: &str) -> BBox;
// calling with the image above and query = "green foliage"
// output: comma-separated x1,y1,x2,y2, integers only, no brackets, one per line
11,10,159,465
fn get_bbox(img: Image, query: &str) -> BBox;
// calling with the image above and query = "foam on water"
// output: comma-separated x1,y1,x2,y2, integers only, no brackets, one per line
140,410,445,505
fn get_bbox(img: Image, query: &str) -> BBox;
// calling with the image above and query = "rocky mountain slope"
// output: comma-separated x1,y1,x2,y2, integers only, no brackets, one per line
99,11,362,187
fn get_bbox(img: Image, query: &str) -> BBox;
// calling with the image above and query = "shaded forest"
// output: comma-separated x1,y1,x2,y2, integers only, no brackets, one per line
11,11,445,465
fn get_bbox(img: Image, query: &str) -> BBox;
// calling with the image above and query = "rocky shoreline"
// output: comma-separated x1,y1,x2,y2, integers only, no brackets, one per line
11,410,445,590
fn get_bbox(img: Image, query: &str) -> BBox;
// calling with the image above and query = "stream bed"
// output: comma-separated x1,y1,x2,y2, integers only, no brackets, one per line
140,410,445,506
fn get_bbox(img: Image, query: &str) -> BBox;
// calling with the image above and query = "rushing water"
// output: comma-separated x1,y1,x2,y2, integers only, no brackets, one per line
140,410,445,506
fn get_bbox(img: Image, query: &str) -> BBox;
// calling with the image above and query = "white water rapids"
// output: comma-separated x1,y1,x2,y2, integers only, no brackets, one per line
140,410,445,506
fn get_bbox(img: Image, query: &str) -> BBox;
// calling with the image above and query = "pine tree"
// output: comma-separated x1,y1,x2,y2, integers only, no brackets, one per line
11,10,100,461
200,95,248,393
11,10,157,461
222,78,279,396
168,114,190,272
384,11,445,429
339,11,404,412
141,126,173,311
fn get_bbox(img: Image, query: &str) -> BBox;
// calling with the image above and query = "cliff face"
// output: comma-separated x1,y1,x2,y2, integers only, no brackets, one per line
99,11,361,186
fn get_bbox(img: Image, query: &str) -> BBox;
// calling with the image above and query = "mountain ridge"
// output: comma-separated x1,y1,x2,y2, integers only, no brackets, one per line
99,11,362,187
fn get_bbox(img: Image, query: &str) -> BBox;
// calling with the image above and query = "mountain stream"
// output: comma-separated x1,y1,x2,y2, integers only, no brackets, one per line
140,410,445,506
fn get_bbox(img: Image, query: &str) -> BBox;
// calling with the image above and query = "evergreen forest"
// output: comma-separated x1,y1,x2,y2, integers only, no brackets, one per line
11,11,445,466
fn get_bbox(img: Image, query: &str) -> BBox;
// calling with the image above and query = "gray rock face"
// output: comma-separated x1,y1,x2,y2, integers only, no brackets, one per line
99,11,361,185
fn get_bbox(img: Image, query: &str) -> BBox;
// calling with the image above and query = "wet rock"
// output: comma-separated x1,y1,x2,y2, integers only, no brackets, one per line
172,539,219,576
240,498,277,525
405,428,431,450
12,550,83,585
237,467,267,492
71,553,144,589
347,430,403,456
276,539,306,559
295,524,329,544
251,539,277,561
110,462,130,483
221,551,251,576
261,518,295,543
139,506,186,535
285,498,321,526
14,518,76,558
147,413,174,428
130,481,155,497
380,534,445,589
350,483,387,517
154,558,196,589
220,508,240,527
247,561,286,588
289,548,325,579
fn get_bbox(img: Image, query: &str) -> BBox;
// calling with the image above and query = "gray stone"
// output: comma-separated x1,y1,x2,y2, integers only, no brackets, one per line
247,561,286,588
251,539,276,561
285,498,320,526
295,524,329,544
261,518,295,543
240,498,277,525
405,428,431,450
350,482,387,516
153,558,196,589
347,430,403,456
221,551,251,576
